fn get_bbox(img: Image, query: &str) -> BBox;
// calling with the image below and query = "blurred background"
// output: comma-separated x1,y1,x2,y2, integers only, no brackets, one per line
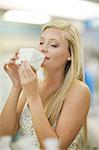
0,0,99,149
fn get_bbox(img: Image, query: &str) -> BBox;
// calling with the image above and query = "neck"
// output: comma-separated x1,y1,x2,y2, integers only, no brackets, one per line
43,68,65,90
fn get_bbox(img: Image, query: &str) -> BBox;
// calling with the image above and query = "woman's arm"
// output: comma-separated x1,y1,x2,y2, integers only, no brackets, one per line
0,85,21,136
0,51,27,136
28,80,90,149
56,81,90,149
28,96,57,147
0,85,27,136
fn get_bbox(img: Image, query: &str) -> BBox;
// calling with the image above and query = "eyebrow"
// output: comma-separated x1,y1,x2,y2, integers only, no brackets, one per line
40,37,60,42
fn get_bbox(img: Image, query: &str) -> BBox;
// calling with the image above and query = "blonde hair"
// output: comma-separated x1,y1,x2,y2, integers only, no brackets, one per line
42,20,86,146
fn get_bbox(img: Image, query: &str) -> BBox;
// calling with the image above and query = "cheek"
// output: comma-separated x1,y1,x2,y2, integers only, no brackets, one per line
52,49,69,63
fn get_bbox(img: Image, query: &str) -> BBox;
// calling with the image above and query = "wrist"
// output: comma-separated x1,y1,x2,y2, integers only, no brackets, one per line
27,95,43,114
12,84,22,91
27,94,41,103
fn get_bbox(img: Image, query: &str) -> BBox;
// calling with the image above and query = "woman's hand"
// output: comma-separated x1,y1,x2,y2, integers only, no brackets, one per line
18,61,39,99
4,51,21,88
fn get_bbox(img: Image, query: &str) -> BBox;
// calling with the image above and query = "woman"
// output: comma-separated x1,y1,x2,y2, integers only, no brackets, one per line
0,20,90,150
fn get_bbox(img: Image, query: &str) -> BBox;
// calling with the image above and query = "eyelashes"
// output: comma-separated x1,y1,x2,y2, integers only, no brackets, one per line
39,42,58,48
51,45,58,48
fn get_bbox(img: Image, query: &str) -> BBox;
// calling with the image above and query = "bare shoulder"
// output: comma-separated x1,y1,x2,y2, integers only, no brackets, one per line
70,79,91,96
66,79,90,111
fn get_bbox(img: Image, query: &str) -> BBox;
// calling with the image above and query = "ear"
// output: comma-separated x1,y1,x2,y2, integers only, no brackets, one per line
67,57,71,61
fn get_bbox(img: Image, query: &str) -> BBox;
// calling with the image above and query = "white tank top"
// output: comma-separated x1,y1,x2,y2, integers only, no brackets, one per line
19,103,81,150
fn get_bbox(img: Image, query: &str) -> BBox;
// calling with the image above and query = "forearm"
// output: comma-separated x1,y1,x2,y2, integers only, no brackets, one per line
28,96,57,147
0,85,21,135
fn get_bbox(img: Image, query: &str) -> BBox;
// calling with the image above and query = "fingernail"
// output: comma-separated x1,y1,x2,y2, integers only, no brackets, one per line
6,65,9,70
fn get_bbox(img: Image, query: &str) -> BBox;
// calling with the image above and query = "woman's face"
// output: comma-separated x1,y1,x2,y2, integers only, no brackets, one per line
38,28,70,70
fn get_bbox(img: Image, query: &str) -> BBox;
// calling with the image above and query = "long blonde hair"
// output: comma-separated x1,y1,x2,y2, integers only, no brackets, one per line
41,20,86,146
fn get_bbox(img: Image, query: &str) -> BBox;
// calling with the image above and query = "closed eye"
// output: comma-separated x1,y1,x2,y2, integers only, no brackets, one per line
51,45,58,48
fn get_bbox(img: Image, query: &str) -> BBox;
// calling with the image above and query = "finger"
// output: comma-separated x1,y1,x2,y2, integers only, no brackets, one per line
18,63,28,84
4,64,10,71
31,65,37,73
25,61,36,72
10,55,19,61
4,62,13,70
18,63,23,75
25,61,36,73
23,61,33,78
9,59,16,64
22,61,36,82
18,62,26,78
24,61,32,70
15,50,19,55
24,61,35,76
25,61,38,80
8,60,17,69
10,50,19,62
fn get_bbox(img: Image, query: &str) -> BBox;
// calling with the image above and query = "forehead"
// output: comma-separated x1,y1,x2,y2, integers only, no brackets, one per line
41,28,65,42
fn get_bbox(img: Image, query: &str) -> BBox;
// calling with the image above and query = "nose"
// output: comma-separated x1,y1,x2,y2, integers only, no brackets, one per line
41,49,48,53
39,44,48,53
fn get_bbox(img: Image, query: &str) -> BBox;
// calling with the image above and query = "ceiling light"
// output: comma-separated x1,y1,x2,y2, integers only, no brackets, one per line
3,10,51,24
1,0,99,20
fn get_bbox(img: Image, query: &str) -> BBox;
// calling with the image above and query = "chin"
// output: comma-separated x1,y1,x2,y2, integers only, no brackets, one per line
41,60,55,70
